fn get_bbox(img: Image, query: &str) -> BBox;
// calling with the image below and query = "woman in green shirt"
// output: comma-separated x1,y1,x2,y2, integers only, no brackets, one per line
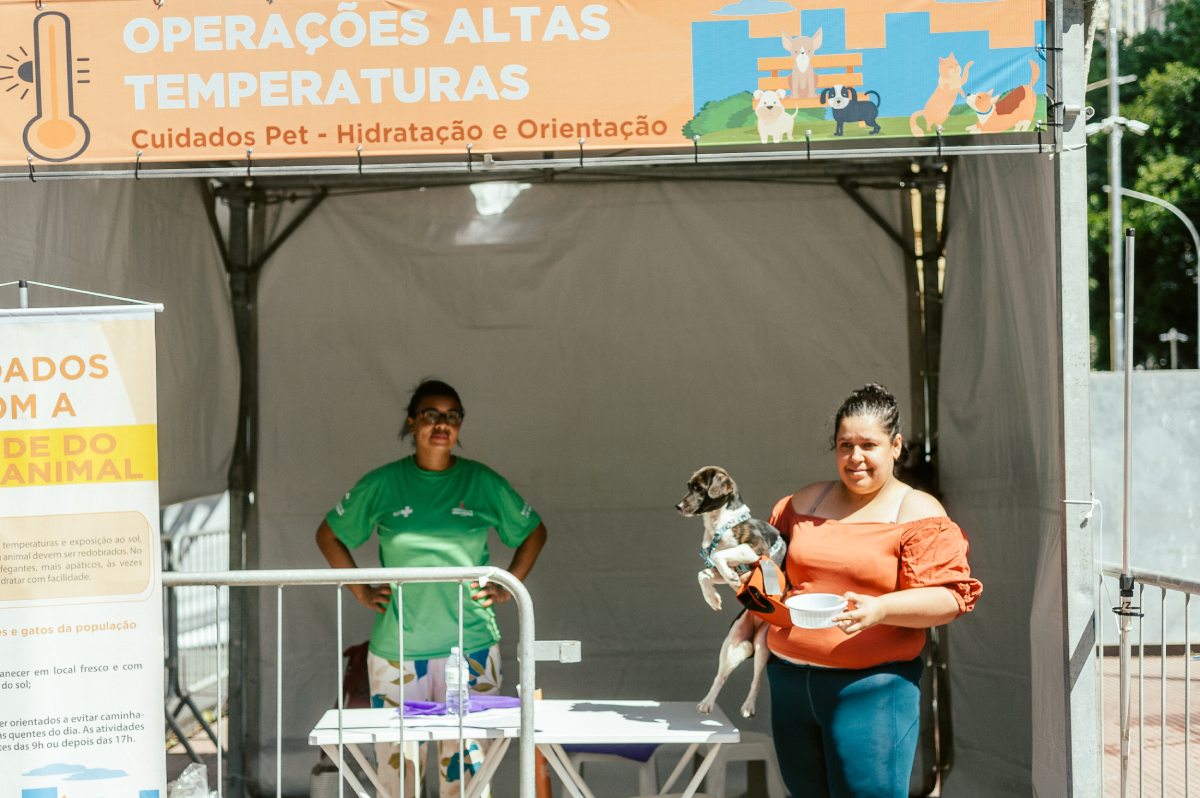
316,379,548,798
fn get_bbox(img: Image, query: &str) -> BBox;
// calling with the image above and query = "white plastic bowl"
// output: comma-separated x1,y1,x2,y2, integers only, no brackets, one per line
785,593,847,629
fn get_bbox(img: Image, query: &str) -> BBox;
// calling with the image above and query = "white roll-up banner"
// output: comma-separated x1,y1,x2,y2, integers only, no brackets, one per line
0,306,166,798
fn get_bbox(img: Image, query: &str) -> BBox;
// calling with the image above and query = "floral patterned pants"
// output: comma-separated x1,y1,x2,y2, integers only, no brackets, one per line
367,646,501,798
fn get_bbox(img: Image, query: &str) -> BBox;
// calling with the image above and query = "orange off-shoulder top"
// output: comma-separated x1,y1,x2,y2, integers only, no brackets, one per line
750,495,982,670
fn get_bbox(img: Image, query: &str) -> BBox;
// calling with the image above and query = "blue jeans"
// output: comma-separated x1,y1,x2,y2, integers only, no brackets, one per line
767,655,922,798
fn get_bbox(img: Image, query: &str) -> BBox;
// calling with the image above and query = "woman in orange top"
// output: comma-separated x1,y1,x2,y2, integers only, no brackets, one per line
741,383,981,798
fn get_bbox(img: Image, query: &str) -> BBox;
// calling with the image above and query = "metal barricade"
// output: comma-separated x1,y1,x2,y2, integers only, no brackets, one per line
163,525,230,761
1098,562,1197,797
162,567,539,798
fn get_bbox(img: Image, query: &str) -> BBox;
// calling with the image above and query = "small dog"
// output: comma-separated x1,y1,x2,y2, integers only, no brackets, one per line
781,29,823,99
753,89,798,144
820,85,882,136
677,466,786,718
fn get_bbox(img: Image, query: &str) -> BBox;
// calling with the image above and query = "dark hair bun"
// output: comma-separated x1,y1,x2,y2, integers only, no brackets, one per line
852,383,897,407
830,383,902,448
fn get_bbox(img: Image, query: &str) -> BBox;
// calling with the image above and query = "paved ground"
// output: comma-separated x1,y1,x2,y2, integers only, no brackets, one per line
1101,653,1199,798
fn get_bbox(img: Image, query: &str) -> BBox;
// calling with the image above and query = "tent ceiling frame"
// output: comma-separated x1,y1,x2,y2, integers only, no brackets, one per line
6,141,1045,185
201,156,931,196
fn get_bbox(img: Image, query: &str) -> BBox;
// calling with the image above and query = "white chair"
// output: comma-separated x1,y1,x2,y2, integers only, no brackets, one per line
699,731,785,798
566,745,660,796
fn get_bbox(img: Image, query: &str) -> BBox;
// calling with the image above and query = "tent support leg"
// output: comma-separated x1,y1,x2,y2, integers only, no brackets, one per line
898,179,929,480
899,164,953,797
223,184,264,798
839,172,951,482
844,170,956,796
203,182,329,798
1053,0,1100,793
918,168,944,486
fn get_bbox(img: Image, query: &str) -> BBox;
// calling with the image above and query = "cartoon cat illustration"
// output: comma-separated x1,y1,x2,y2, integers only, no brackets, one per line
781,28,823,99
964,60,1040,133
909,53,973,136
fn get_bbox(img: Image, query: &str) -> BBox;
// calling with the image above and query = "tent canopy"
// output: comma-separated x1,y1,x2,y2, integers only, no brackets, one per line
0,149,1093,797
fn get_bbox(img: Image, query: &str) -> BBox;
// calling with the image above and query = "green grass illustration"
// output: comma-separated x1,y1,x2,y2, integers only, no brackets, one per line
685,96,1048,145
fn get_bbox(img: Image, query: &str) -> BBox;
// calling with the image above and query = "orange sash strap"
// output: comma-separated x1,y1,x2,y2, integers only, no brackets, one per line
735,556,794,628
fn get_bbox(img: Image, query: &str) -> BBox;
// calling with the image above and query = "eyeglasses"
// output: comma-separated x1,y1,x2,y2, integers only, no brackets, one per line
414,408,465,427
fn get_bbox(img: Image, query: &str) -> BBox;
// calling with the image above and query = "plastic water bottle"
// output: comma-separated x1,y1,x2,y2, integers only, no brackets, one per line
444,647,470,717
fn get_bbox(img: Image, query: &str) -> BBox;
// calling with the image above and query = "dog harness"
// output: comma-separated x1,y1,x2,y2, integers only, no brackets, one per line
699,505,786,573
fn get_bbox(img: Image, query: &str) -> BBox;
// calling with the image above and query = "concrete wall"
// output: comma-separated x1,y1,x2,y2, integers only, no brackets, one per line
1091,370,1200,644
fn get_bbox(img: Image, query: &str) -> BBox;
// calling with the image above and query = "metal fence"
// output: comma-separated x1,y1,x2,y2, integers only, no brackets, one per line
1098,562,1198,797
162,515,231,760
161,567,539,798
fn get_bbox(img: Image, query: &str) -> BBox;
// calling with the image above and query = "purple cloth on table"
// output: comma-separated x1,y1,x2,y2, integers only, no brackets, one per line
397,695,522,716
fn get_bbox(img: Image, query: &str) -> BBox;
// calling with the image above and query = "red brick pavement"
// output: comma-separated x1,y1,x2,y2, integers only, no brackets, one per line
1102,653,1199,797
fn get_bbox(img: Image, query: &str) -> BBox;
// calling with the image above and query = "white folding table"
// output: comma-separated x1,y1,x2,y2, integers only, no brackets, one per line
309,699,740,798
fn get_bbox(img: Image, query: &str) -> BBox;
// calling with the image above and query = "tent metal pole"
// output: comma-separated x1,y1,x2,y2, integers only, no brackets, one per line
208,181,328,798
223,183,266,798
1117,228,1137,798
199,180,232,273
1107,0,1126,371
1053,0,1101,790
918,170,943,480
899,179,928,471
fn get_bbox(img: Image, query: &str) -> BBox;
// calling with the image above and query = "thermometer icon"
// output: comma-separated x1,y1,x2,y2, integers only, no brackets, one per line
22,11,90,162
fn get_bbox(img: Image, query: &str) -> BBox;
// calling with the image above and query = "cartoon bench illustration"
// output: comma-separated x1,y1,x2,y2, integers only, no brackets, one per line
757,52,865,110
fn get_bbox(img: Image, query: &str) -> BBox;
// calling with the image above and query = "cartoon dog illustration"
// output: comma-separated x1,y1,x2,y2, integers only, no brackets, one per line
820,85,882,136
753,89,799,143
909,53,973,136
781,28,823,99
964,60,1040,133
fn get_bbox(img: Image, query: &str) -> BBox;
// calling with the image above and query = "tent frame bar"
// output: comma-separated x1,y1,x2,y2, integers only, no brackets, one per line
839,178,915,259
3,143,1046,183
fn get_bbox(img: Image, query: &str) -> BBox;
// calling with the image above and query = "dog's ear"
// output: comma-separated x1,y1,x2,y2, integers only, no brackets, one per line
706,470,732,499
781,34,791,52
779,88,788,98
812,28,823,51
754,89,763,101
848,87,858,102
819,88,831,105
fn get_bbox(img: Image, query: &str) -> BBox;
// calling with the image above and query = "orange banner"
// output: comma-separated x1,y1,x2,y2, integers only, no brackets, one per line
0,0,1045,166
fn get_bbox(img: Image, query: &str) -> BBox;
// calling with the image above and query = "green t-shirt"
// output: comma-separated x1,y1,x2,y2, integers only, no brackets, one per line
326,455,541,661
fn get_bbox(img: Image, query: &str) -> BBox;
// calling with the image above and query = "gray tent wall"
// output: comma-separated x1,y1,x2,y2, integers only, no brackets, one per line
0,178,238,504
942,154,1080,795
251,176,914,793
